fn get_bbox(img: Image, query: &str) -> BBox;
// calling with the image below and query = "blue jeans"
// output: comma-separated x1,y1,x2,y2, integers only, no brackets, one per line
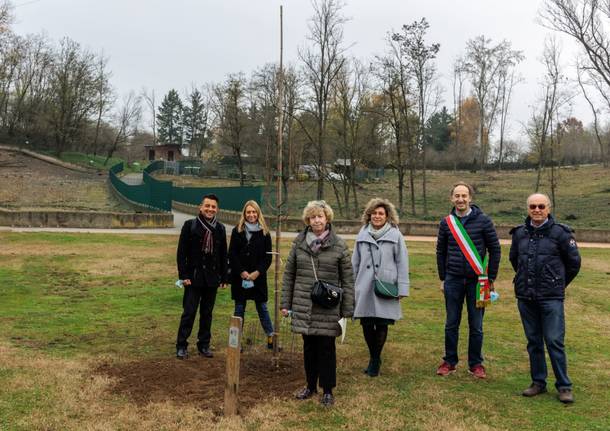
517,299,571,390
443,274,485,367
234,300,274,336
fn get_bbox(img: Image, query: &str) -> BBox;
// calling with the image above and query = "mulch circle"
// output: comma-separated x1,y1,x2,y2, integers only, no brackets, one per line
95,351,305,415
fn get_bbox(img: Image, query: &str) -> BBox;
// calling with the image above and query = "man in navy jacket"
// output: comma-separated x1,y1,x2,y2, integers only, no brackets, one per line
436,182,501,379
510,193,581,403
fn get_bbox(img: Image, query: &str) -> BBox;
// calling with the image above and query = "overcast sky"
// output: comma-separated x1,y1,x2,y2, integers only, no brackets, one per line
12,0,591,144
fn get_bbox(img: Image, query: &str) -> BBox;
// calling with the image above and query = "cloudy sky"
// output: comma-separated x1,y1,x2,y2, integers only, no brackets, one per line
11,0,590,143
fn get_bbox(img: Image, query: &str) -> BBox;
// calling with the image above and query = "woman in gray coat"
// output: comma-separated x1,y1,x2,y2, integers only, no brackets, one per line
352,198,410,377
281,200,354,407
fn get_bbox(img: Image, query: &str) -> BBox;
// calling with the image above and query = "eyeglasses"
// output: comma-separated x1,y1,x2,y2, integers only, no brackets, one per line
529,204,546,210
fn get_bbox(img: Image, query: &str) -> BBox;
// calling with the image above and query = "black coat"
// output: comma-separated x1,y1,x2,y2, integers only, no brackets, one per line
509,215,581,301
228,227,272,302
436,204,501,281
177,218,228,288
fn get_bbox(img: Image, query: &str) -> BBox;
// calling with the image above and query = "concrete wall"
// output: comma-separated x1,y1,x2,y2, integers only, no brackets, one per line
0,207,173,229
177,203,610,243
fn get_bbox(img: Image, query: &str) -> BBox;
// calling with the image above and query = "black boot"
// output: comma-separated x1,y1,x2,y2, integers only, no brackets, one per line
363,358,373,374
367,357,381,377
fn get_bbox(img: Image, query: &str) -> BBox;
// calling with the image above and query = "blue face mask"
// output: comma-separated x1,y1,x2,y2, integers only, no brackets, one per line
242,279,255,289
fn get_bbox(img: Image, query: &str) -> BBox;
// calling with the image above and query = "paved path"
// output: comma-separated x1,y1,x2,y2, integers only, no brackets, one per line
120,173,144,185
1,210,609,248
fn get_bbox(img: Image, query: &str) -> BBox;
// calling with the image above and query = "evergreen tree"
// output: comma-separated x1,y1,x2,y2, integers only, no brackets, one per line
183,88,209,157
157,89,183,145
426,107,453,151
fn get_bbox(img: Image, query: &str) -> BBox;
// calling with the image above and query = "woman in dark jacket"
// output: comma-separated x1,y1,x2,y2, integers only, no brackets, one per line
281,200,354,407
228,200,274,348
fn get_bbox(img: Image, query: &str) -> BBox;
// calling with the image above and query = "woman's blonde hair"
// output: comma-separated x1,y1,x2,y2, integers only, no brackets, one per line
361,197,399,226
302,200,334,225
237,200,269,235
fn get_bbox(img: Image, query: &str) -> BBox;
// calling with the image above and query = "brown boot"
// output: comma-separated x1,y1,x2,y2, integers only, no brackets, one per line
558,388,574,404
522,383,547,397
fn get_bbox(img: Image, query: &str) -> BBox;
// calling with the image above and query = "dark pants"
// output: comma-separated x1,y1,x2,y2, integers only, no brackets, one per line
443,274,485,368
234,300,274,336
518,298,571,390
176,283,218,350
302,335,336,392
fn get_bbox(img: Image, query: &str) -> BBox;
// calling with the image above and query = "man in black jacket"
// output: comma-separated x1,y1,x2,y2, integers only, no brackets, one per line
436,182,501,379
509,193,581,403
176,194,228,359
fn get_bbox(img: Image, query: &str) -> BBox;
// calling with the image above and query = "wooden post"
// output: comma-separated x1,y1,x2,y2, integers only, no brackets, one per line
224,316,242,416
273,3,285,365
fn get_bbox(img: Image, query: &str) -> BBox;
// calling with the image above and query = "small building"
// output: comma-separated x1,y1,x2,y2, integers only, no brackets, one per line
144,143,183,162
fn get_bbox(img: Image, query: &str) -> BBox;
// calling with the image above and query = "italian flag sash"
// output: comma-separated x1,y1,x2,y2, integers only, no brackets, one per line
445,214,491,308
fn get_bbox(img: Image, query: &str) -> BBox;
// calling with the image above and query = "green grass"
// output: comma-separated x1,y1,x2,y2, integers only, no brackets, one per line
39,150,147,172
0,232,609,430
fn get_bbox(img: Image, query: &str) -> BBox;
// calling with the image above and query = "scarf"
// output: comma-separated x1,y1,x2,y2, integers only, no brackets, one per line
197,213,217,255
306,226,330,253
367,222,392,241
244,221,261,241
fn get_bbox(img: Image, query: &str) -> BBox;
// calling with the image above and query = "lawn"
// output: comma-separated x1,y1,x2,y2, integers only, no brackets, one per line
0,232,609,430
158,164,610,229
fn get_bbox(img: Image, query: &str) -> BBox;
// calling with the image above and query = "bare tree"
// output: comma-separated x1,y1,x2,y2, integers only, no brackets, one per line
299,0,348,199
392,18,440,216
373,44,417,215
141,88,157,144
330,58,371,217
540,0,610,166
213,74,249,186
462,36,523,170
47,38,99,155
451,58,468,171
105,91,141,165
91,53,114,156
525,38,571,193
496,68,521,170
576,60,609,166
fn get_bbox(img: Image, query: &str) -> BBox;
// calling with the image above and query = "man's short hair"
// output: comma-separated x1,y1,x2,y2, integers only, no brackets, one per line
202,193,219,204
450,181,474,198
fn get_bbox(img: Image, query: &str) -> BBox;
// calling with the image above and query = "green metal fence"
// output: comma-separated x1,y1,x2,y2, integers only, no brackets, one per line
110,161,264,212
109,163,172,212
172,185,263,211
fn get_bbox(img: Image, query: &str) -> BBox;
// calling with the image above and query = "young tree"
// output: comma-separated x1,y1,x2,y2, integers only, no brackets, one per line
299,0,348,199
156,89,183,146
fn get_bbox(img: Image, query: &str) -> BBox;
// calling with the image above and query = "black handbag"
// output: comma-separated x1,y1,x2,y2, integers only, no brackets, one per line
309,255,342,309
368,244,400,300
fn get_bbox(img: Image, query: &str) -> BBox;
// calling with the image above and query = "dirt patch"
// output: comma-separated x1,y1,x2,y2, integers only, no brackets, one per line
0,149,129,211
96,351,304,416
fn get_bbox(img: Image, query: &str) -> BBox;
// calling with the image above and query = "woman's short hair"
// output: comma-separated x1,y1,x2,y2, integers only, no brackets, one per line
302,200,334,225
361,197,399,226
237,200,269,235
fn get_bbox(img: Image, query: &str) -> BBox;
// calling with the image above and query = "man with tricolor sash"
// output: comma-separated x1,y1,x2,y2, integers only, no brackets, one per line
509,193,580,404
435,182,501,379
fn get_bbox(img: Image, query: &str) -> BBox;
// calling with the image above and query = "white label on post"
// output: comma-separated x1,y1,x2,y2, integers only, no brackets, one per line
228,326,239,348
